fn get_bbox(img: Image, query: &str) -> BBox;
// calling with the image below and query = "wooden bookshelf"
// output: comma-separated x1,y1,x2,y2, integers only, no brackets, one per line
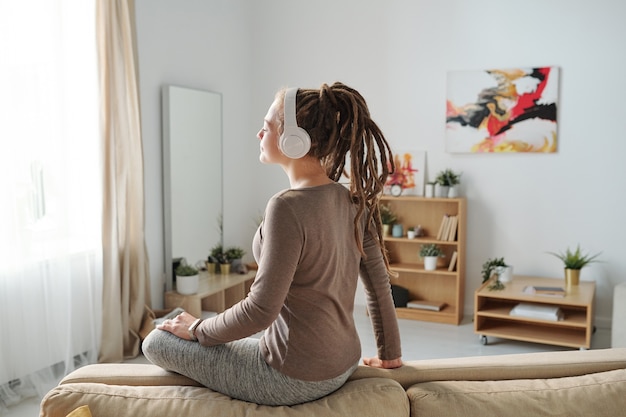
381,196,466,325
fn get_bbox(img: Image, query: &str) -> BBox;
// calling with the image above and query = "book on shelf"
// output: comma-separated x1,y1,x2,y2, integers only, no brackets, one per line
510,303,564,321
435,214,458,241
436,214,449,240
522,285,566,298
407,300,446,311
448,250,458,271
446,215,458,241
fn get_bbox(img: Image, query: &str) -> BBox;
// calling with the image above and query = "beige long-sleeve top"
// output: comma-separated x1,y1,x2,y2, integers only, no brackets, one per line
195,182,401,381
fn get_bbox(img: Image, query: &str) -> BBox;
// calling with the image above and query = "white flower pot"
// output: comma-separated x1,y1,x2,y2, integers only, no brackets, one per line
435,184,449,198
425,183,435,198
499,266,514,283
176,274,199,294
424,256,438,271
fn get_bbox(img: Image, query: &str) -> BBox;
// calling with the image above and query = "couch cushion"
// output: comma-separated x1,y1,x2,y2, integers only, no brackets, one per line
350,347,626,389
41,377,409,417
405,368,626,417
59,363,202,387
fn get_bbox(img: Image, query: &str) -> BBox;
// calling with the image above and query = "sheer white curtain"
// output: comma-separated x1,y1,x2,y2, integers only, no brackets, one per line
0,0,102,413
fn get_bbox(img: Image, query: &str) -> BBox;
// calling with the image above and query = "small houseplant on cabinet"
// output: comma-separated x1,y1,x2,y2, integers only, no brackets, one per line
175,264,199,295
547,245,601,287
481,257,509,290
225,246,247,274
207,244,224,274
435,169,461,198
420,243,444,271
379,203,397,237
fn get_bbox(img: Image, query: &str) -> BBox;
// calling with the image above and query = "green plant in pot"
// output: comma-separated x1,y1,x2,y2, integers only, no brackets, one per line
207,243,224,274
379,203,397,237
481,257,508,290
224,246,247,274
420,243,444,271
435,169,461,197
175,264,199,295
547,245,601,287
225,247,246,262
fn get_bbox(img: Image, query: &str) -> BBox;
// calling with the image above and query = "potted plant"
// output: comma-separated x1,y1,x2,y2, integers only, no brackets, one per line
435,169,461,198
175,263,199,295
207,243,224,274
547,245,601,287
481,257,511,290
379,203,397,237
225,246,247,274
420,243,444,271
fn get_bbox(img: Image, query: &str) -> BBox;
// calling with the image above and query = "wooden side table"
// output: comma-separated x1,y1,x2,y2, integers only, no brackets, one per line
165,270,255,317
474,275,595,349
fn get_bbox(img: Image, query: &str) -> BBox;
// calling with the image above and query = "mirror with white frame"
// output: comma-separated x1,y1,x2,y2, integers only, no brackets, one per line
162,85,222,291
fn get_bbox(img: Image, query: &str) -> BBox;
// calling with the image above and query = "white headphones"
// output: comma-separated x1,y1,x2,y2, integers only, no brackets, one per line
279,87,311,159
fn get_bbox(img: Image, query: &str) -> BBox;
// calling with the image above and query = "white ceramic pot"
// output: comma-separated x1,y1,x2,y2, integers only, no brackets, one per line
176,274,199,294
424,256,438,271
448,185,459,198
499,266,514,283
435,184,449,198
425,183,435,198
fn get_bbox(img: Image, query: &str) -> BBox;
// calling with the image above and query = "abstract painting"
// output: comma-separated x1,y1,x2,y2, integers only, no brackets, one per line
384,150,426,196
446,66,559,153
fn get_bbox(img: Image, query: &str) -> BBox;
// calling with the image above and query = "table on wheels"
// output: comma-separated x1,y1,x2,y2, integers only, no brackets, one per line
474,275,595,349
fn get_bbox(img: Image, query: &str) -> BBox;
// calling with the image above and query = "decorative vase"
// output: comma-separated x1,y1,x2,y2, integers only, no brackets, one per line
176,274,199,295
205,262,216,274
424,256,438,271
565,268,580,287
447,185,459,198
425,183,435,198
392,224,403,238
383,224,391,237
220,263,231,275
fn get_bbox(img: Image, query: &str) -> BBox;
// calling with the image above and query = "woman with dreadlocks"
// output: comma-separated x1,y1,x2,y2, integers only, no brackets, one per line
143,82,402,405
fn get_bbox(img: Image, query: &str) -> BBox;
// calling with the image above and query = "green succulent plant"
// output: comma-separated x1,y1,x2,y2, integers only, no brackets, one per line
419,243,444,258
547,245,601,270
379,203,398,225
224,247,246,261
435,169,461,186
481,257,508,283
175,264,198,276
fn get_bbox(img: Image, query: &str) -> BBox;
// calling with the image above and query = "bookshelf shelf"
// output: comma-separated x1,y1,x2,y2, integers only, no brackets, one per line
381,196,466,325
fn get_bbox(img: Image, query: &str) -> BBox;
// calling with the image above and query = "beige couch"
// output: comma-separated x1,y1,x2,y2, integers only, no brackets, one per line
41,348,626,417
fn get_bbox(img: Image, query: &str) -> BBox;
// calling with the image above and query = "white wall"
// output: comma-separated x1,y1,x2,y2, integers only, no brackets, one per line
136,0,626,328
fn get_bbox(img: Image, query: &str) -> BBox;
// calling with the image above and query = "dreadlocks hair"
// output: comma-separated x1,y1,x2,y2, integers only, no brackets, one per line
276,82,396,272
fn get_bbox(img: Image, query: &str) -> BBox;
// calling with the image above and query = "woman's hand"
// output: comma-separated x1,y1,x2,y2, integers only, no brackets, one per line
362,356,403,369
156,311,198,340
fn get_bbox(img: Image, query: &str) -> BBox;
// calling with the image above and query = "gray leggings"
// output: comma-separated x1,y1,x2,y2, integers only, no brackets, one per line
142,330,358,406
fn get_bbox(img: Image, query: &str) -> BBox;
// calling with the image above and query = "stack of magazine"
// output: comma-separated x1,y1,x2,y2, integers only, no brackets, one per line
510,303,564,321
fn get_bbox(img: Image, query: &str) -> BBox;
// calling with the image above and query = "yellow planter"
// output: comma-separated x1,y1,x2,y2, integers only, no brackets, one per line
565,268,580,287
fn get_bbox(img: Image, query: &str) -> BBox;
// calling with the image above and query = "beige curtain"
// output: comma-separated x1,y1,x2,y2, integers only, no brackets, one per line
96,0,151,362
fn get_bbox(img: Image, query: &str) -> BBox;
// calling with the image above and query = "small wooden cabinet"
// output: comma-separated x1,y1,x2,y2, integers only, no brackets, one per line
381,196,466,325
165,270,255,317
474,276,595,349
